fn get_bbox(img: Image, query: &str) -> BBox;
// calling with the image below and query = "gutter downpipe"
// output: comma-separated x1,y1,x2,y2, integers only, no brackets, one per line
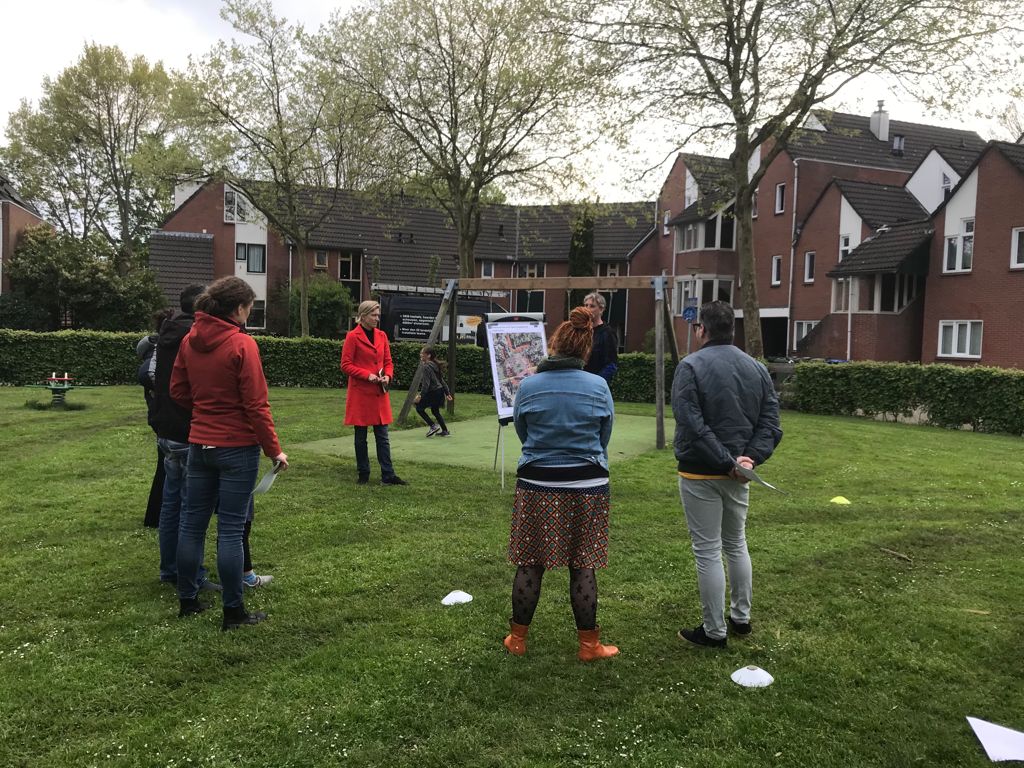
786,159,799,355
846,278,853,360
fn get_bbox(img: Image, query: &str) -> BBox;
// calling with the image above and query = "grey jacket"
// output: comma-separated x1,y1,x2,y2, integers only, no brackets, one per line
671,340,782,475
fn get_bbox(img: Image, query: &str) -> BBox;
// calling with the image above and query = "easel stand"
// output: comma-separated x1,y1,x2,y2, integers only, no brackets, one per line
494,416,513,488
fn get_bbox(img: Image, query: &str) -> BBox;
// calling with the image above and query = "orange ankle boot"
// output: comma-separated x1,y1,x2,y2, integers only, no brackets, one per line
577,627,619,661
503,621,529,656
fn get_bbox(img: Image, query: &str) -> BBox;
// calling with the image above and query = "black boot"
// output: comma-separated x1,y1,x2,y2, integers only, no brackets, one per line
178,598,206,618
222,604,268,631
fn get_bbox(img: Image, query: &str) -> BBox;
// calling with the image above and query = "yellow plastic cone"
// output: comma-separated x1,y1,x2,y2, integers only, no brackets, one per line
830,496,851,505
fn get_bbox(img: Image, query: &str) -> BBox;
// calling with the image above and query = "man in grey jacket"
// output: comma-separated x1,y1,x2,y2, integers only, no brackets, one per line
671,301,782,648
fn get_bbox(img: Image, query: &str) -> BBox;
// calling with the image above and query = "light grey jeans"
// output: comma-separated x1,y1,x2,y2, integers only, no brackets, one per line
678,476,752,640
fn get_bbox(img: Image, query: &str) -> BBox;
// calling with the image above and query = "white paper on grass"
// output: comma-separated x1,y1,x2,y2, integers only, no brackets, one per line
731,665,774,688
967,717,1024,762
441,590,473,606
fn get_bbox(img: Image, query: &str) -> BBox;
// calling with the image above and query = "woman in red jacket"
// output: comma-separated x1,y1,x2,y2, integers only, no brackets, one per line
170,277,288,630
341,300,406,485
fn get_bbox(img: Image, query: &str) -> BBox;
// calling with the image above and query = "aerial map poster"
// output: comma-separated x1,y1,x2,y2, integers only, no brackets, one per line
485,321,548,420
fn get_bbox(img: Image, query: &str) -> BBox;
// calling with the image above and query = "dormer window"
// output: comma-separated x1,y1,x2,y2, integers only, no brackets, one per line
892,134,906,156
498,224,505,238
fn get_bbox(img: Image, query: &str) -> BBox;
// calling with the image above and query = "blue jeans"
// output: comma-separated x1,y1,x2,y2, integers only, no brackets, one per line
157,438,208,584
354,425,395,479
177,445,260,609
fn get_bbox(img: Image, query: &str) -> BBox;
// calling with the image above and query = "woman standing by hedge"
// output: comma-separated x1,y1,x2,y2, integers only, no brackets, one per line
503,307,618,661
171,276,288,630
341,300,406,485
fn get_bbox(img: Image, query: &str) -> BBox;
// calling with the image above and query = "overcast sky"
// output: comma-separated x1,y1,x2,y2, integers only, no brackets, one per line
0,1,1010,202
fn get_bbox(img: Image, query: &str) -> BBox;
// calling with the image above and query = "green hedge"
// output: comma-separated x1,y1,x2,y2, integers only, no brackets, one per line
790,360,1024,435
0,329,679,403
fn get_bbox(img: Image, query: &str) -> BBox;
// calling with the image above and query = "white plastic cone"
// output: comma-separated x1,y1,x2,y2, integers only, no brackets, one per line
731,665,774,687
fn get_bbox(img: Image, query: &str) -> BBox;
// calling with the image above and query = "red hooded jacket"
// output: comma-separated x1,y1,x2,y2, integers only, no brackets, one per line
170,311,282,457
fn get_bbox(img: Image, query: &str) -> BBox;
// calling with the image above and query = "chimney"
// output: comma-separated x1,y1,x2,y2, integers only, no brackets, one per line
869,100,889,142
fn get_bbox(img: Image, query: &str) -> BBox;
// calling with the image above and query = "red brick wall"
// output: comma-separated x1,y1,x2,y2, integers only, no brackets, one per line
799,298,923,362
162,183,236,278
790,183,842,326
921,149,1024,368
1,202,47,293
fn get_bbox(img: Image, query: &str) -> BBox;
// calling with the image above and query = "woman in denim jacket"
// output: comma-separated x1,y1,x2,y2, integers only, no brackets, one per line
502,307,619,662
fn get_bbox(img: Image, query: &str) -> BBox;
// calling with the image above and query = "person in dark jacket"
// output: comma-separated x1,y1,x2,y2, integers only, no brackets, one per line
582,292,618,383
671,300,782,649
171,277,288,630
413,345,453,437
138,307,173,528
153,284,221,591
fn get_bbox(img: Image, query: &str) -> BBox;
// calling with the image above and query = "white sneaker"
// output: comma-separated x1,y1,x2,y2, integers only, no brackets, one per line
243,573,273,588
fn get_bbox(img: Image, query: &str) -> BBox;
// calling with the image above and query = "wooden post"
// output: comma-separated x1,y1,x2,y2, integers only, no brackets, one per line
447,284,458,415
653,276,666,450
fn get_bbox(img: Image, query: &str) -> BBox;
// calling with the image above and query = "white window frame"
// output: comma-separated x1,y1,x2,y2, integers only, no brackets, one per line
480,260,494,278
941,173,952,200
673,276,733,314
839,234,851,262
224,188,248,223
1011,227,1024,269
663,210,671,236
236,243,265,274
833,277,850,312
598,262,622,278
247,299,266,330
683,224,698,251
944,218,975,273
338,251,360,282
751,189,758,219
514,262,545,279
314,250,328,270
771,255,782,286
803,251,815,283
774,183,786,214
938,320,982,359
793,320,818,348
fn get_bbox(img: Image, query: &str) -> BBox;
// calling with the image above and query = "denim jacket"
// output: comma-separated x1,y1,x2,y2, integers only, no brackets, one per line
513,356,614,471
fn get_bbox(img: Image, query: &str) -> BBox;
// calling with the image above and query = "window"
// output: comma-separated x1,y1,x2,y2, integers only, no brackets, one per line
481,260,494,278
1011,228,1024,269
514,262,544,278
892,134,905,156
683,224,698,251
833,277,850,312
247,300,266,330
941,173,952,200
751,189,758,219
224,188,249,223
236,243,265,273
338,251,361,282
314,251,328,270
598,262,622,277
938,320,982,359
498,224,505,239
793,320,818,347
804,251,815,283
839,234,851,261
944,218,975,272
675,276,733,313
663,210,671,236
775,183,786,214
771,255,782,286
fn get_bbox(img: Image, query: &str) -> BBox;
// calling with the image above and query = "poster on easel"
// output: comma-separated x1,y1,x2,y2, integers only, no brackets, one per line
485,321,548,420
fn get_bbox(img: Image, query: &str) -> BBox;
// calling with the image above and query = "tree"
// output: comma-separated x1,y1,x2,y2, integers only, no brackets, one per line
581,0,1024,356
183,0,393,336
287,274,354,339
0,44,189,273
567,206,596,311
326,0,619,278
2,226,164,331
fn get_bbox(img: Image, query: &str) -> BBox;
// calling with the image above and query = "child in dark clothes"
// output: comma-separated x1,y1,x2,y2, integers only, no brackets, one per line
414,346,453,436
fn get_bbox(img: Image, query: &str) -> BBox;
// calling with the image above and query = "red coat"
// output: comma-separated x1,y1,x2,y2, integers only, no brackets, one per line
341,325,394,426
170,312,282,457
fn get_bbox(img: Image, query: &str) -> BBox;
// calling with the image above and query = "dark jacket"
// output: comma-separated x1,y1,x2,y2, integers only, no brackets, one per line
137,334,159,432
671,340,782,475
418,360,450,396
153,312,195,443
584,323,618,382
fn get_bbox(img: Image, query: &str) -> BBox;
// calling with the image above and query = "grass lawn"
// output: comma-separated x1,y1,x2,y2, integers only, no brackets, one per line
0,385,1021,767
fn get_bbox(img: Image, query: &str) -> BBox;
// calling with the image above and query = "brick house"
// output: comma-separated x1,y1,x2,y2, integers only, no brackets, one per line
920,142,1024,368
151,180,656,346
0,170,45,295
656,103,989,359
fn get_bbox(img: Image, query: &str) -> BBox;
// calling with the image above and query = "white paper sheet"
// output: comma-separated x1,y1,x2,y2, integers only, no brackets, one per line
733,462,787,494
441,590,473,605
967,717,1024,762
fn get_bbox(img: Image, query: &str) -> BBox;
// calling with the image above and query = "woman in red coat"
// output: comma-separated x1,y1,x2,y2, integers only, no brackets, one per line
341,300,406,485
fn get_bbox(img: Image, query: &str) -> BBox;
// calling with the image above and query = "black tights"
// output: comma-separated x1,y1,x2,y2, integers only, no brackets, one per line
510,565,598,631
415,401,448,431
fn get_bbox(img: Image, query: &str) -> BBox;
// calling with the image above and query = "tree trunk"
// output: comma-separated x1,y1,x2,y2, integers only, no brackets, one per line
733,182,763,358
299,250,310,337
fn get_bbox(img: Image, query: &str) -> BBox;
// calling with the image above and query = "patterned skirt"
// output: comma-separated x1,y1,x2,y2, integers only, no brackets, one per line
508,480,610,569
